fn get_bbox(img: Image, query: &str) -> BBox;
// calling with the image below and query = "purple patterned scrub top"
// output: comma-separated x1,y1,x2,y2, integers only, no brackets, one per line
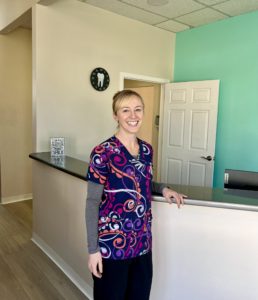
86,136,153,260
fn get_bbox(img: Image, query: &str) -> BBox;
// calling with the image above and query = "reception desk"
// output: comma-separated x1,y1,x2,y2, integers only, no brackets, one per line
30,152,258,300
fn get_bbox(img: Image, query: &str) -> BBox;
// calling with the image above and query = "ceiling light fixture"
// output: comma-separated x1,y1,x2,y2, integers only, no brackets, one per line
147,0,169,6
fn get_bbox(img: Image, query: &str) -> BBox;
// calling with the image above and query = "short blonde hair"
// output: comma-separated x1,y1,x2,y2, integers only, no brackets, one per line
112,90,144,115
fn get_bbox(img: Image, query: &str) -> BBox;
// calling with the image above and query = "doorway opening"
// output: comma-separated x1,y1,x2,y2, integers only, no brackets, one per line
120,73,169,181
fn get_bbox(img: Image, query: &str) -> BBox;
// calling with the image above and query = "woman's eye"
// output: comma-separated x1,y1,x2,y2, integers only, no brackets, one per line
122,109,129,113
135,108,143,112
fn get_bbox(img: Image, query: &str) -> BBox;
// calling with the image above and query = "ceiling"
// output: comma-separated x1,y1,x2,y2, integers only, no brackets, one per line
78,0,258,33
4,0,258,34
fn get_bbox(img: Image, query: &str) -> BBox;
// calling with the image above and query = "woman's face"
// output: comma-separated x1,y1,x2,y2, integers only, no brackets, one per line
114,96,144,135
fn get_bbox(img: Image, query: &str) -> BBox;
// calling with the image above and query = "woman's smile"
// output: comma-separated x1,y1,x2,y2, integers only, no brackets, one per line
127,120,139,127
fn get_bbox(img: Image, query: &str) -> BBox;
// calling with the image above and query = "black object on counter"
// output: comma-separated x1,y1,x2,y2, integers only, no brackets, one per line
224,169,258,191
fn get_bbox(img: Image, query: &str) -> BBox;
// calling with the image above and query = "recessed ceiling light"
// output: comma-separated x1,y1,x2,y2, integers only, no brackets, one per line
147,0,169,6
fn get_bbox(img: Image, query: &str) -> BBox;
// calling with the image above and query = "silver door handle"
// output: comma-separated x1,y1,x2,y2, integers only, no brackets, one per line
201,155,214,161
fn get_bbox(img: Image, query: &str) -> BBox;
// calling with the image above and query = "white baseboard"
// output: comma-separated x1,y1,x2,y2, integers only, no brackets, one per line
1,193,32,204
31,233,93,300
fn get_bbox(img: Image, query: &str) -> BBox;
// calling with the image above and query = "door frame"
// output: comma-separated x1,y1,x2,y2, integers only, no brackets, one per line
120,72,169,181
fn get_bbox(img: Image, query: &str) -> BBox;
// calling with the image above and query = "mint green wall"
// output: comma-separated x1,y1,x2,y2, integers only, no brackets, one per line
174,10,258,188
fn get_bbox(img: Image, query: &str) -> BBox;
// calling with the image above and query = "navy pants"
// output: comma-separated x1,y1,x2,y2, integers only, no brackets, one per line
93,252,153,300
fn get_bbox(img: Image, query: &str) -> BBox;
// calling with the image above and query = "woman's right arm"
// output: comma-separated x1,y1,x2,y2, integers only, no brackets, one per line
86,181,104,278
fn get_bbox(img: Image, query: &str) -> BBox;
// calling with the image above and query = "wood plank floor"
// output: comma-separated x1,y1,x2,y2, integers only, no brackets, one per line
0,200,89,300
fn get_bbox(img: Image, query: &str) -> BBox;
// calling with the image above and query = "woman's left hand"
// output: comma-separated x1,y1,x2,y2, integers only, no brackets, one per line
162,187,187,208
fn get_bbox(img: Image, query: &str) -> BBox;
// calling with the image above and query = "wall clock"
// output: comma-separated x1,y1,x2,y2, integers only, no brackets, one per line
90,67,110,91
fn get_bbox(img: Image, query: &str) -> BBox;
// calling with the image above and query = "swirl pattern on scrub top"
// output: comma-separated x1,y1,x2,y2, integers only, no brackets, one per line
87,135,153,260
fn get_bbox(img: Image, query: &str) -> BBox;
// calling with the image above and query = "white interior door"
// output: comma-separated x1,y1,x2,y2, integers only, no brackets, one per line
160,80,219,187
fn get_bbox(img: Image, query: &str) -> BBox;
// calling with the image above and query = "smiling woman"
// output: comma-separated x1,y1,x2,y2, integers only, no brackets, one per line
85,89,185,300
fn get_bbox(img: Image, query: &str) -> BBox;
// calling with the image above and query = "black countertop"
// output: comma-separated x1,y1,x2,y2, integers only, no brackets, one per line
30,152,258,212
29,152,88,181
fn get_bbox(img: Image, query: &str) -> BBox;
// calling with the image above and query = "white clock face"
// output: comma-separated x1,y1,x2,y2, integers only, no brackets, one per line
90,67,110,91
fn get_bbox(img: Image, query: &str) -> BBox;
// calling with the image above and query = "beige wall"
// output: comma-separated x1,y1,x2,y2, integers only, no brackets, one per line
0,27,32,201
34,0,175,160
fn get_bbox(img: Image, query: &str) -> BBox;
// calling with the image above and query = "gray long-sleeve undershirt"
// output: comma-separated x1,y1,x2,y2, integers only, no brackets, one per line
85,181,168,254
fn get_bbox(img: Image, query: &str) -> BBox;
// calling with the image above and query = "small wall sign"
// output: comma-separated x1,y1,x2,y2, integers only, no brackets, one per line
90,67,110,91
50,137,65,157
